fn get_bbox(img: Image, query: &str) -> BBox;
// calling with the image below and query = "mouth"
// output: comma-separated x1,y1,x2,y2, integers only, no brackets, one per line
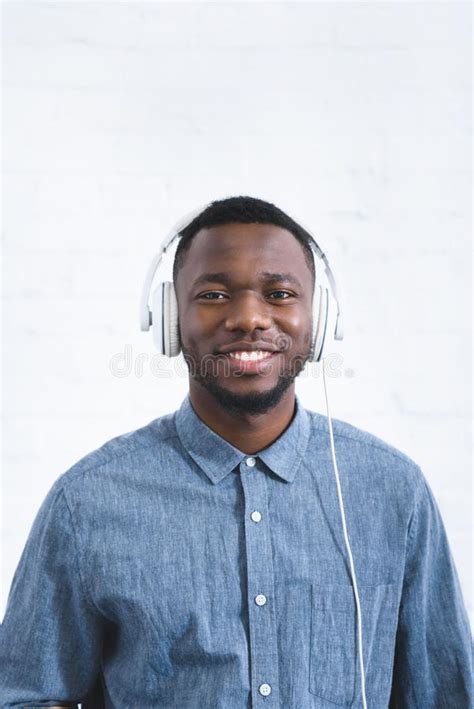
221,350,280,375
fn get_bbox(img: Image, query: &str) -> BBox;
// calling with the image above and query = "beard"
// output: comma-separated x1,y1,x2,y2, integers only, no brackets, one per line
181,343,310,416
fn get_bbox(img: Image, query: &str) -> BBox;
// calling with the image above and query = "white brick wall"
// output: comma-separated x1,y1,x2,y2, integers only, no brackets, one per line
2,1,472,634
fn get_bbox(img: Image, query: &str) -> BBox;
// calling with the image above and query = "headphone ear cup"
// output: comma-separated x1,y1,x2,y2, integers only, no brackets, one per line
166,282,181,357
151,284,166,354
152,282,181,357
310,285,329,362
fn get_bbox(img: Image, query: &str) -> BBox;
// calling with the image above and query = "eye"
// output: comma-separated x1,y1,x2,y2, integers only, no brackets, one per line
268,290,293,300
197,291,227,300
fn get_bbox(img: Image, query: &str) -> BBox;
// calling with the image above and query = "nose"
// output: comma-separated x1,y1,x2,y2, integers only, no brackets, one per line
223,291,273,334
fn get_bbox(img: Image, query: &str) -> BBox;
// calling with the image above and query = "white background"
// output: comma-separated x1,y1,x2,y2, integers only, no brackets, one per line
1,1,472,630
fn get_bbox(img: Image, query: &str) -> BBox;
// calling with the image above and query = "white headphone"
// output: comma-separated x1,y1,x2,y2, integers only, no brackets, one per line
139,201,345,361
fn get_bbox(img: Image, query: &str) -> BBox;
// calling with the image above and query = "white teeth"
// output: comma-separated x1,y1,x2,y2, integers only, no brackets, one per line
228,350,272,361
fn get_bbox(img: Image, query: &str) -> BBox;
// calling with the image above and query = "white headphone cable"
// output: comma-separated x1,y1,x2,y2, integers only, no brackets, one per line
321,360,368,709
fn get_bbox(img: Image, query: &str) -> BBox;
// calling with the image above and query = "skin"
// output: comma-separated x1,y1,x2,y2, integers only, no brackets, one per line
175,222,314,453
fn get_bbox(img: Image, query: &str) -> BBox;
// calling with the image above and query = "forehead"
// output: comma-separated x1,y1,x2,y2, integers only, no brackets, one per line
178,222,312,284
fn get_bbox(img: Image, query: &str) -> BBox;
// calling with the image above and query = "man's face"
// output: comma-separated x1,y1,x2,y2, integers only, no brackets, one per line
174,223,314,415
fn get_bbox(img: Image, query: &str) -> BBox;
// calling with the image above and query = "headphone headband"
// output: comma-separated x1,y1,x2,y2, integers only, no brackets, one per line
139,202,210,330
139,202,344,343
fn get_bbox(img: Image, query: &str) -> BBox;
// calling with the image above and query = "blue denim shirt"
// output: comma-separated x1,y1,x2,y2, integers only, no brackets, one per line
1,395,472,708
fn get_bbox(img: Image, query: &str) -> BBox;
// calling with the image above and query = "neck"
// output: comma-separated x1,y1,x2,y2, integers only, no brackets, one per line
188,381,297,454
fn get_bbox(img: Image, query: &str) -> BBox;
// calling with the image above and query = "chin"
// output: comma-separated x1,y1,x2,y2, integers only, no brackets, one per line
198,376,295,416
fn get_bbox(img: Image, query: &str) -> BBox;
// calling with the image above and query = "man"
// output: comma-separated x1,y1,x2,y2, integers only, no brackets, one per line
1,196,471,707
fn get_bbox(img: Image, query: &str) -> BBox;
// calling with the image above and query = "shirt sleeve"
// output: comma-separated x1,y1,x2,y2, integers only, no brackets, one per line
0,479,106,707
389,472,473,708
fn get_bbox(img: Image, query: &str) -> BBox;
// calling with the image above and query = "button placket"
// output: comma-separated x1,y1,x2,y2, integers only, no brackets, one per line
239,457,280,704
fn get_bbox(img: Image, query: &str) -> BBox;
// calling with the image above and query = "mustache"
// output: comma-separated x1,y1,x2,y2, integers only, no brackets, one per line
216,333,293,354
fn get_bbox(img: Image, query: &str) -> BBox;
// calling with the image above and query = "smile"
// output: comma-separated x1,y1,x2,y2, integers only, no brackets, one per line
227,350,274,362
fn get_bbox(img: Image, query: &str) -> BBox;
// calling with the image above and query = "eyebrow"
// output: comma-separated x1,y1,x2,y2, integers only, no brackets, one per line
192,271,303,289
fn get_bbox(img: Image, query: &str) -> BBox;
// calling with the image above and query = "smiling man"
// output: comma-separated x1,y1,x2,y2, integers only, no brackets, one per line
0,196,472,708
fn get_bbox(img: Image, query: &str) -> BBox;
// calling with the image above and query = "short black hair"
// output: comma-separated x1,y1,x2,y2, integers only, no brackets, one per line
172,195,316,290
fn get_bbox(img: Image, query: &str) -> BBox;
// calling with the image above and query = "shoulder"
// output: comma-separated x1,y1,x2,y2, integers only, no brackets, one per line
55,409,179,493
305,408,426,497
307,408,419,468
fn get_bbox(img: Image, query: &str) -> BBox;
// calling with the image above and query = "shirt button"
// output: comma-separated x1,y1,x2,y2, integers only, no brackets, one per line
251,511,262,523
259,683,272,696
245,457,256,467
255,594,267,606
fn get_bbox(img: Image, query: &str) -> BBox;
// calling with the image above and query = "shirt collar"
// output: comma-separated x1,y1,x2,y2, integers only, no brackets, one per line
174,393,311,485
